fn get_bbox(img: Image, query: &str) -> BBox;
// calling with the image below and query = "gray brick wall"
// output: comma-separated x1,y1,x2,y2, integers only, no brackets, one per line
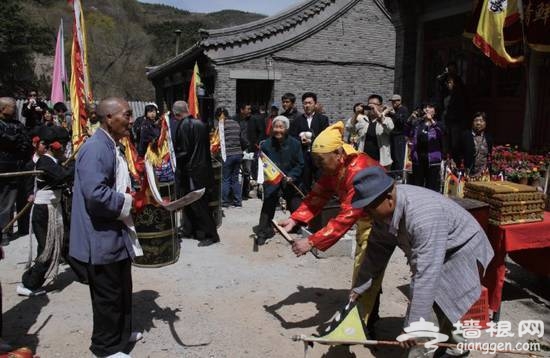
213,64,236,114
213,0,396,120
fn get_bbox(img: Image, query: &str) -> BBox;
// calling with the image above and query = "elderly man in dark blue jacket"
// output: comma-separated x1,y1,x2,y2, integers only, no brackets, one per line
69,97,142,358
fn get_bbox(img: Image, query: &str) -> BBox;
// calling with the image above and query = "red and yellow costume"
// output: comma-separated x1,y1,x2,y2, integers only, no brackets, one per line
290,121,384,322
291,153,378,251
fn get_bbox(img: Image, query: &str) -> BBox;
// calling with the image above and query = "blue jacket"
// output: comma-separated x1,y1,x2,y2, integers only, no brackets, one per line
260,136,303,198
69,129,134,265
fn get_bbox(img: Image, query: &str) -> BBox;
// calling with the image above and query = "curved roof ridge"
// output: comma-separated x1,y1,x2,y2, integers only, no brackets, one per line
199,0,332,38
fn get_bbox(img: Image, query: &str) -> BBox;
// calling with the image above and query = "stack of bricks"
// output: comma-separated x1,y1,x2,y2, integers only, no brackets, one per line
464,181,546,225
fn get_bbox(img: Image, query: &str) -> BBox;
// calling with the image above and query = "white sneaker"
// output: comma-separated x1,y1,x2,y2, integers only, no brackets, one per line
129,331,143,342
16,284,46,297
105,353,132,358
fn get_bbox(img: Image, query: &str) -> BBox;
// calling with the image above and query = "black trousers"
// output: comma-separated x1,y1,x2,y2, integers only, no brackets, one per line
301,151,320,194
390,134,406,172
181,175,220,242
80,258,132,357
241,159,252,198
183,196,220,242
16,181,30,236
258,184,302,236
22,204,50,290
0,182,17,240
412,158,440,192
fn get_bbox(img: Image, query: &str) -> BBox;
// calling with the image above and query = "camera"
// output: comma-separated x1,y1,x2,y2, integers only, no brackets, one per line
413,106,424,117
365,105,374,111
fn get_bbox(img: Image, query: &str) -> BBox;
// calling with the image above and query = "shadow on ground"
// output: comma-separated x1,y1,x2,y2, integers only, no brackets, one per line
263,285,349,330
265,286,407,357
503,260,550,309
132,289,209,348
3,266,78,352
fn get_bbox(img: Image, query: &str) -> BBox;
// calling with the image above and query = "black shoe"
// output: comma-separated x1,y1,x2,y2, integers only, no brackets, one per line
197,239,220,247
256,236,267,246
177,227,194,239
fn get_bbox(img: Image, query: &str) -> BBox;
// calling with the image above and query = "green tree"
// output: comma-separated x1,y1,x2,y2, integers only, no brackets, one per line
0,0,37,96
0,0,52,96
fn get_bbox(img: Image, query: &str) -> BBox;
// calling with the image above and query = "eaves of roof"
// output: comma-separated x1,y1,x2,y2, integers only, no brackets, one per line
147,0,391,77
201,0,364,65
146,43,202,80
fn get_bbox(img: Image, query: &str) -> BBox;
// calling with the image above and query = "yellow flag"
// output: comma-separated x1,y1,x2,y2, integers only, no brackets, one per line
320,305,368,342
188,62,201,118
259,151,283,185
473,0,524,67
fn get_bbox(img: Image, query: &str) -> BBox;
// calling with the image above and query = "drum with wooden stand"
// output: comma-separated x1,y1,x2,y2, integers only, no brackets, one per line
133,182,179,268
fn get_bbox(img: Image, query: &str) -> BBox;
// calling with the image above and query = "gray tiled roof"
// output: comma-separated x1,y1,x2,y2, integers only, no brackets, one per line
147,0,373,78
199,0,333,48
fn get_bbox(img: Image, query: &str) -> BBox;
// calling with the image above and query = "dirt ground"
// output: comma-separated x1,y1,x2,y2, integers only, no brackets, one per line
2,196,550,357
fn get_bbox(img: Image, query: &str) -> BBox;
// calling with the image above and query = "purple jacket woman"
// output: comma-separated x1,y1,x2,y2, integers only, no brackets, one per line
409,121,444,165
406,105,444,192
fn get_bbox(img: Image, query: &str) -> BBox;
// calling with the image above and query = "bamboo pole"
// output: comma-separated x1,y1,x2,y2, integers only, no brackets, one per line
2,201,32,234
288,180,306,199
0,170,44,178
1,147,77,233
62,144,80,167
291,335,543,357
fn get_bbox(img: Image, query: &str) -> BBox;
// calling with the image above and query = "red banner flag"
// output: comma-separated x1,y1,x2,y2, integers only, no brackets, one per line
69,0,93,149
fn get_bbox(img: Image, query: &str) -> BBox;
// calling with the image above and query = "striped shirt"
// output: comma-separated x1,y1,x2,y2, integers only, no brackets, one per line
356,184,494,326
223,118,242,157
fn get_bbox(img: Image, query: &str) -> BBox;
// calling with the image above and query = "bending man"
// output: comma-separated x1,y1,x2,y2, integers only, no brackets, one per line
279,121,382,332
350,166,493,357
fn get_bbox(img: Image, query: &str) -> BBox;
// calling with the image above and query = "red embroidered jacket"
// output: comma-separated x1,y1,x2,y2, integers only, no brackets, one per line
290,153,380,251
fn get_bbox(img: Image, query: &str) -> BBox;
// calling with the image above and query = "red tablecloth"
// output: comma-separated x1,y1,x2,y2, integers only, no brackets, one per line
483,212,550,311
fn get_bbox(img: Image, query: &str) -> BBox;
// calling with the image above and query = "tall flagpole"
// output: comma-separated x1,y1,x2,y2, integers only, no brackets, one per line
70,0,93,149
50,18,66,103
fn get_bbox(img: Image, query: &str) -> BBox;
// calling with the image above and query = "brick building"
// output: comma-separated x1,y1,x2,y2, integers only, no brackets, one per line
146,0,396,124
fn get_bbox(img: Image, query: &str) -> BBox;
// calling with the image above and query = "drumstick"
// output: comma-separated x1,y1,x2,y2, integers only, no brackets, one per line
271,219,296,244
271,219,320,259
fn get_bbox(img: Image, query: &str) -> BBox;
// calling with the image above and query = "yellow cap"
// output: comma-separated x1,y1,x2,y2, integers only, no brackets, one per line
312,121,357,155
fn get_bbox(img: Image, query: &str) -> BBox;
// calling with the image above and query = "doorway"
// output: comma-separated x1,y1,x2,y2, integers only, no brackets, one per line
236,79,274,112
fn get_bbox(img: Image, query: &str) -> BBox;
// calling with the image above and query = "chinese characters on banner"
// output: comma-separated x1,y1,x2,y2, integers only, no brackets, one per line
453,319,544,339
524,0,550,52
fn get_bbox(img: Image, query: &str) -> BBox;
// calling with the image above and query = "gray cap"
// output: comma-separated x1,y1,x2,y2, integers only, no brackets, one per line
390,94,402,101
351,167,394,209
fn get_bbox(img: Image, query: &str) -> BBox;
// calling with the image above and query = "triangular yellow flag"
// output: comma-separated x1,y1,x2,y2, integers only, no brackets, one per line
319,304,368,343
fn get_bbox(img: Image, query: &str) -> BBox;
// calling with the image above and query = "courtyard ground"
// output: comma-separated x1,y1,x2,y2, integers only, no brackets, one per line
2,196,549,357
